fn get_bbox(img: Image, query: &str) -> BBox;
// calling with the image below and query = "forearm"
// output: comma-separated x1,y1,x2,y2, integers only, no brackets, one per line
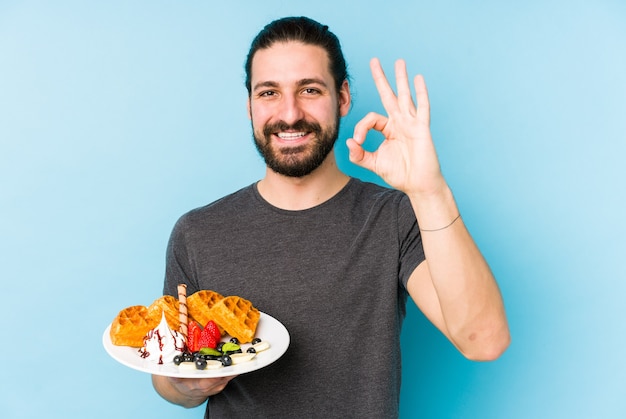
408,186,510,360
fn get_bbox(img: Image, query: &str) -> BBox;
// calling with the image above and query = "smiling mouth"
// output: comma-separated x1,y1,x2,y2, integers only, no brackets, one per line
276,131,307,141
263,119,320,143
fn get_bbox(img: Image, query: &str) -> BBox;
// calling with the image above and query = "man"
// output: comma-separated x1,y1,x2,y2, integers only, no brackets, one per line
152,16,510,418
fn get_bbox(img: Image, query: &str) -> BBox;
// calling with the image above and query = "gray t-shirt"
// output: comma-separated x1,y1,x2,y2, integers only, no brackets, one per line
164,178,425,418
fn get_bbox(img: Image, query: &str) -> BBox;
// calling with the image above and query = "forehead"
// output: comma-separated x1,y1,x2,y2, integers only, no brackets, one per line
250,42,332,89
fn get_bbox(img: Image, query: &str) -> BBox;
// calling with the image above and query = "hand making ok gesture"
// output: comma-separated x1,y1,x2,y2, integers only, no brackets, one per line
347,58,447,198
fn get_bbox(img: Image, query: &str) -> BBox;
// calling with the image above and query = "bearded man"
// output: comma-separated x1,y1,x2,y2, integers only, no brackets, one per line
152,16,510,419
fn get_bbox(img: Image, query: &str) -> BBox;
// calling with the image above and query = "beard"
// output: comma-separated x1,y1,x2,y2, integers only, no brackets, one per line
252,112,340,178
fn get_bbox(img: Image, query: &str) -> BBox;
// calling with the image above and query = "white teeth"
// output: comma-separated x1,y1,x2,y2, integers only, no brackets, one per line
277,132,306,140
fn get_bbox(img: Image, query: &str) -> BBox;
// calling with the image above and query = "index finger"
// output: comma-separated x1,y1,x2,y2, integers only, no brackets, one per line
370,58,399,115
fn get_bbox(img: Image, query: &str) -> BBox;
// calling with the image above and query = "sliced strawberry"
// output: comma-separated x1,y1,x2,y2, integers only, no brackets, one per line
204,320,221,341
198,327,218,349
187,320,201,352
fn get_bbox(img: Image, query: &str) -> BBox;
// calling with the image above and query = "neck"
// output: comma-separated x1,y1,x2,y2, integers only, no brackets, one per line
257,151,350,210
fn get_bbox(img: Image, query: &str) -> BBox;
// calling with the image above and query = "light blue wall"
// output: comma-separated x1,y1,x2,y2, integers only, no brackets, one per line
1,1,624,417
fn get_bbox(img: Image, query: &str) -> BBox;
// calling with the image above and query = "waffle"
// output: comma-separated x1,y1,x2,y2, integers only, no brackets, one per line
109,295,180,347
109,305,152,347
208,295,260,343
187,290,224,328
147,295,181,330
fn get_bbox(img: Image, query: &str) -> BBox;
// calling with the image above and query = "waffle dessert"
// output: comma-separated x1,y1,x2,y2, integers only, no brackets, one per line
147,295,181,330
187,289,224,328
110,295,180,347
208,295,260,343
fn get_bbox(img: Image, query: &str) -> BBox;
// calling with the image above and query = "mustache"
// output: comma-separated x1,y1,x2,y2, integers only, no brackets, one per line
262,119,322,137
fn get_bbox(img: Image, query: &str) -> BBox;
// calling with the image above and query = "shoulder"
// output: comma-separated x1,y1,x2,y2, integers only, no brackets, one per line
347,178,411,208
346,179,417,230
173,183,257,231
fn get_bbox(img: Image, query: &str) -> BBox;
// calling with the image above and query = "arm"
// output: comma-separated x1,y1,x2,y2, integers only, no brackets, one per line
406,211,510,361
151,374,236,408
347,58,510,360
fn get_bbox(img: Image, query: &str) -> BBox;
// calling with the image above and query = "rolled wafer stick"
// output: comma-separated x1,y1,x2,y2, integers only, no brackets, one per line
177,284,188,344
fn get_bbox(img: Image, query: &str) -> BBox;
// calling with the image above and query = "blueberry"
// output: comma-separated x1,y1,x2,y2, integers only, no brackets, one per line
229,337,240,345
195,359,207,370
246,347,256,354
173,355,183,365
251,338,262,345
221,354,232,367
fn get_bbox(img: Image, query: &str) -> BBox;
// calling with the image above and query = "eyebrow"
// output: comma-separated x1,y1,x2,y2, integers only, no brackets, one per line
297,78,329,88
252,78,329,92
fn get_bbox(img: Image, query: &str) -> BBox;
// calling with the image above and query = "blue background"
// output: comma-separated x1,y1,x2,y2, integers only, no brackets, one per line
1,1,625,418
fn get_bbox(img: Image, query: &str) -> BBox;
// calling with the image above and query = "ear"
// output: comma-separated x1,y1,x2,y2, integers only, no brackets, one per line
247,98,252,120
338,80,351,117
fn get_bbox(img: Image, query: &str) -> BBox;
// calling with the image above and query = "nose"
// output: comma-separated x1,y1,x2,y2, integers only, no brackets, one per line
277,93,305,126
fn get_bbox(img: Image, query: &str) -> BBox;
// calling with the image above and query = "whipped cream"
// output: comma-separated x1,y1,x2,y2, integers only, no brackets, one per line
139,312,185,364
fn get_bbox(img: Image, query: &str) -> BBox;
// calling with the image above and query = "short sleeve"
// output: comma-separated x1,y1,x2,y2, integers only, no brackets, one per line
397,194,425,289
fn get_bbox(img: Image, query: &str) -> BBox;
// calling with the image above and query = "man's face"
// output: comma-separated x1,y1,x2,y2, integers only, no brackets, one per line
248,42,351,178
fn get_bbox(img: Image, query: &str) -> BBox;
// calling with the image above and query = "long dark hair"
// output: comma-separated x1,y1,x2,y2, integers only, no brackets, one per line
244,16,349,95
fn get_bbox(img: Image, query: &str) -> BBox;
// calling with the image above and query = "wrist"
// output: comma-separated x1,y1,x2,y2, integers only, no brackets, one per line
406,185,460,231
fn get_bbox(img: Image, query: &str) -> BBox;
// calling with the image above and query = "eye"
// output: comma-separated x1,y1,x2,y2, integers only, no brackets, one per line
302,88,321,95
259,90,277,97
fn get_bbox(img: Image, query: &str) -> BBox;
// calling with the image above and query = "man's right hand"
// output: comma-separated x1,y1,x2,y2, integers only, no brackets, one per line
152,374,237,408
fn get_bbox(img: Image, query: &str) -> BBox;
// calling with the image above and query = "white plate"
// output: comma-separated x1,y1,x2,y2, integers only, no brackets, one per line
102,312,289,378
